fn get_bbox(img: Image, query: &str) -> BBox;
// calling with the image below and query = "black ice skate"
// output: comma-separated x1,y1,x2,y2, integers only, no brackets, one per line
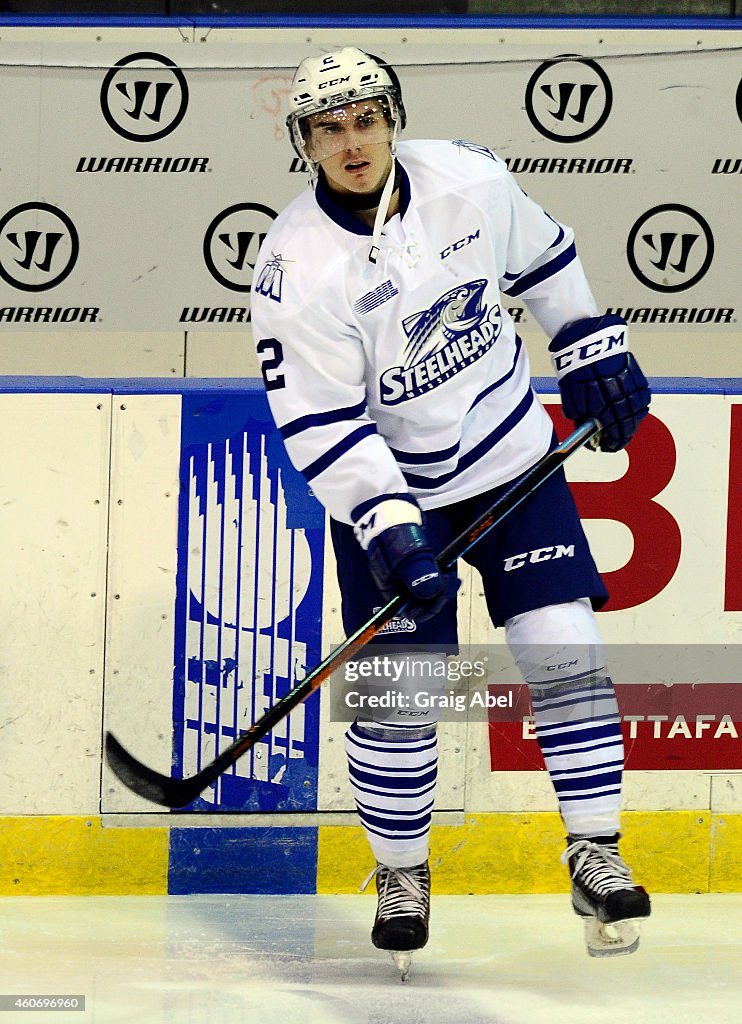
362,862,430,981
561,834,651,957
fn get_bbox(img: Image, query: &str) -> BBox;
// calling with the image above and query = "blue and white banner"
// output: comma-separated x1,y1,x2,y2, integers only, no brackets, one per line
171,391,325,811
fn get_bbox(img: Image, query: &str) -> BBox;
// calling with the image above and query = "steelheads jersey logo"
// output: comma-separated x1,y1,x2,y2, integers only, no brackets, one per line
380,279,502,405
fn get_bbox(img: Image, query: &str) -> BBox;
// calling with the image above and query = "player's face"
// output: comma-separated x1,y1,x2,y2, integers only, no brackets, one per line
304,99,394,196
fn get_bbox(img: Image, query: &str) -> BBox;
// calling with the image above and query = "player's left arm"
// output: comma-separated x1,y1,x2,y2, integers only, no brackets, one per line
496,170,650,452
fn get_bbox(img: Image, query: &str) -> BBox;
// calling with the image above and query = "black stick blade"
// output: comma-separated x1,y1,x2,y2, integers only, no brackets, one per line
105,732,204,809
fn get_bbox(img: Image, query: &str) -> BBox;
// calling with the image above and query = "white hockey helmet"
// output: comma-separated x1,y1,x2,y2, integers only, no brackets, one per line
286,47,406,165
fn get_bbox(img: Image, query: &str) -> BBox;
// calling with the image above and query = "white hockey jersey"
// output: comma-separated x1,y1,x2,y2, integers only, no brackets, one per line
251,139,599,526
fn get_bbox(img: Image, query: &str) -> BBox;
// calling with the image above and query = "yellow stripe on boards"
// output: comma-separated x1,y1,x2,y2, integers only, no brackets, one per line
317,812,720,894
1,811,739,895
0,816,168,895
709,815,742,892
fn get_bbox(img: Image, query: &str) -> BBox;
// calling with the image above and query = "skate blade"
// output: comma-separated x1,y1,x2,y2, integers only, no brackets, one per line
583,916,642,958
390,950,412,981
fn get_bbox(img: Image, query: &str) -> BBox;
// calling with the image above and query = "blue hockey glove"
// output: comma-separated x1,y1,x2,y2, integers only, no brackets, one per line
353,496,459,622
549,314,651,453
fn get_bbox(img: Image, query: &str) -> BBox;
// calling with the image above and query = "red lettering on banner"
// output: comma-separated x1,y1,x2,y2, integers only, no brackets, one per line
488,684,742,772
546,408,682,611
724,403,742,610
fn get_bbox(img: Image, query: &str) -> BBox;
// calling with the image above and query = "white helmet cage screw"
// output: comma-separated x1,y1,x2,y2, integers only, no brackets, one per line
286,47,406,167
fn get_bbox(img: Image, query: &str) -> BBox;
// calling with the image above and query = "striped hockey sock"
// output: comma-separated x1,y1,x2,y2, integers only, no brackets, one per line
344,719,438,868
529,667,624,836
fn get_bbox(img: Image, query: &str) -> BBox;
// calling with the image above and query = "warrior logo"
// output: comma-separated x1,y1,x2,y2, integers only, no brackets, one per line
525,56,612,142
100,52,189,142
203,203,277,293
627,205,714,292
380,279,502,405
0,202,79,292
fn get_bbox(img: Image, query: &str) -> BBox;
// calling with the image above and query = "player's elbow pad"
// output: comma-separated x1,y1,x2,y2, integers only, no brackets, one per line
549,314,651,452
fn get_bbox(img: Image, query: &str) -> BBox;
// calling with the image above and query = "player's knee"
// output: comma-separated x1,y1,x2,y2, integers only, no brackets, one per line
504,598,605,686
344,651,448,729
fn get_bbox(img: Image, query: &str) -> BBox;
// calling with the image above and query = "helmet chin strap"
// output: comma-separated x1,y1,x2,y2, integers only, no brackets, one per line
368,156,397,265
316,158,401,265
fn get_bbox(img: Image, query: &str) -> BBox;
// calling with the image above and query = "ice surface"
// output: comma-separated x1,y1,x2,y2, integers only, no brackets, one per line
0,893,740,1024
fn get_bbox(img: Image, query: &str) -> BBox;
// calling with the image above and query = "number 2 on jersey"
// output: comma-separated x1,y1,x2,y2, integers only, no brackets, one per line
257,337,286,391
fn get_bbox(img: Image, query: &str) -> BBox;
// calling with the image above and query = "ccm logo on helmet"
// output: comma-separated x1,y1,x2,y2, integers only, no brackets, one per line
319,77,351,89
503,544,575,572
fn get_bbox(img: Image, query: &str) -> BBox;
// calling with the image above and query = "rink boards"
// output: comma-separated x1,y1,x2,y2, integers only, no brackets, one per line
0,376,741,894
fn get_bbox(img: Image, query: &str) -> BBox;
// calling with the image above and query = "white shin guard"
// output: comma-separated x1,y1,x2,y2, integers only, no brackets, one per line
505,600,624,837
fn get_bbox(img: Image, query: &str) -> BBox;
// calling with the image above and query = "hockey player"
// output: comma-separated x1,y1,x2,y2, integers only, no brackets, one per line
252,47,651,978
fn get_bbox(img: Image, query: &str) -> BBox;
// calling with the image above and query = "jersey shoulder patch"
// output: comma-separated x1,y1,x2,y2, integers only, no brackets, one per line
252,194,344,311
253,252,289,303
451,139,500,162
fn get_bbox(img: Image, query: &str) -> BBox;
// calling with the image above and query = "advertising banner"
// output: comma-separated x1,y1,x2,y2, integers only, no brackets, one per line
0,26,739,331
488,682,742,773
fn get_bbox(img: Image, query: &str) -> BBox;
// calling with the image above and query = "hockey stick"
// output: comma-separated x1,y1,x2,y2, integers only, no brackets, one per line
105,417,599,808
